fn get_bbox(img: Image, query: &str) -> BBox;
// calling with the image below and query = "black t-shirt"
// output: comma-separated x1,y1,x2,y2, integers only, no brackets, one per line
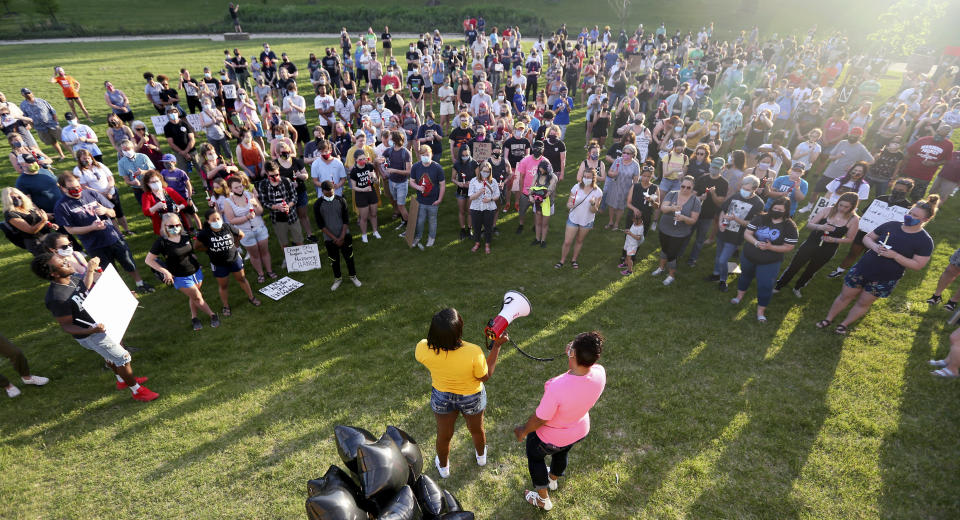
407,74,425,97
718,194,765,245
280,62,297,76
44,274,95,337
159,87,179,103
197,222,239,266
405,50,421,71
687,158,711,180
232,56,248,73
454,158,478,196
349,164,377,190
855,221,933,281
149,235,201,277
163,120,195,152
693,174,729,219
382,32,392,47
449,127,474,151
322,56,340,77
503,137,530,168
278,158,307,194
542,138,566,173
744,215,799,264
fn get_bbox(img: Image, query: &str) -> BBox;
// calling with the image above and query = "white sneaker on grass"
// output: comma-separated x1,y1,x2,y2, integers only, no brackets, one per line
21,375,49,386
330,279,343,291
545,466,558,491
350,276,362,287
651,267,665,276
435,455,450,478
5,385,21,398
372,231,382,239
663,275,675,286
476,446,487,466
425,238,435,247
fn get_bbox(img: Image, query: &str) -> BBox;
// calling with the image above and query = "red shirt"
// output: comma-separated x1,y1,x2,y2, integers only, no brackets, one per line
141,187,188,235
905,136,955,182
938,151,960,183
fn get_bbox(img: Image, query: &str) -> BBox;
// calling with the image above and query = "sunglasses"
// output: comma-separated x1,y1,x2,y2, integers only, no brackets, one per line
135,128,146,132
268,174,280,179
680,185,693,190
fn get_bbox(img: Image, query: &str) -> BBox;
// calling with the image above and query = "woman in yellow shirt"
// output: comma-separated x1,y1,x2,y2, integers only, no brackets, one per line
415,308,506,479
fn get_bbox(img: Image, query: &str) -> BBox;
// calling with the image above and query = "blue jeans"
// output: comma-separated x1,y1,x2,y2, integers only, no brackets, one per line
414,202,439,242
526,432,575,490
712,238,738,278
737,253,781,307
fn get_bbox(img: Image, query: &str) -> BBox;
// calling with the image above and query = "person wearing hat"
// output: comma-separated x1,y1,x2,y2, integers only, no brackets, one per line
766,161,810,216
551,86,574,139
19,88,67,160
799,127,873,213
681,156,729,266
159,153,202,230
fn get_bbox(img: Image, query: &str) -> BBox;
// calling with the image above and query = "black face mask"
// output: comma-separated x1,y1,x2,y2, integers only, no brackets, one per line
890,190,907,201
847,136,860,143
769,209,786,219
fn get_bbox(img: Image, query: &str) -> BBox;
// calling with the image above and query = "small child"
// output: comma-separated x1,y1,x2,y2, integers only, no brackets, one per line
620,212,645,275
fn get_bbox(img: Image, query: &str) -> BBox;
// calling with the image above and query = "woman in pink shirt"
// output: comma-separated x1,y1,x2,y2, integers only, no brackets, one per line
513,331,606,511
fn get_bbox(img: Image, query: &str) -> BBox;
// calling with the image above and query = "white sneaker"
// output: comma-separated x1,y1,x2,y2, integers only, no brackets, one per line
545,466,558,491
330,279,343,291
399,230,407,238
792,288,803,298
5,385,21,398
372,231,382,239
349,276,362,287
650,222,657,231
663,275,675,286
651,267,665,276
361,234,369,243
476,446,487,466
425,237,435,247
798,204,813,213
416,242,425,250
21,375,49,386
434,455,450,478
730,297,741,304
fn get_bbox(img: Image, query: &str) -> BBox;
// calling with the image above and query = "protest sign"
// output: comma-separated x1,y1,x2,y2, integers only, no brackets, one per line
473,141,492,162
859,199,909,234
284,244,322,272
82,264,138,345
259,277,304,301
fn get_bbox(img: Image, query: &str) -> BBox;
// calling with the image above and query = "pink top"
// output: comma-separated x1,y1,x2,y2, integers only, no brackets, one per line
535,364,606,446
515,155,544,195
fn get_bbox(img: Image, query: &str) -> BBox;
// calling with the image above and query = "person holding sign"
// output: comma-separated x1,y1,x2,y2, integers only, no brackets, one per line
145,213,220,331
818,196,938,335
32,252,158,402
775,192,860,298
194,208,261,316
708,175,764,291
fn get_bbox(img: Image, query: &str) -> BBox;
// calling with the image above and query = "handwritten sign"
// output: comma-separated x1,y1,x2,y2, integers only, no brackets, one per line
186,113,206,134
150,115,168,135
259,276,304,300
473,141,492,162
859,199,908,234
82,264,138,345
284,244,322,272
810,196,832,215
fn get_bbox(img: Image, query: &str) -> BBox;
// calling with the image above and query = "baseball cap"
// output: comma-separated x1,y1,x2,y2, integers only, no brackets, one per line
849,127,864,136
791,161,808,170
709,157,726,171
161,153,177,163
20,87,31,96
385,84,394,91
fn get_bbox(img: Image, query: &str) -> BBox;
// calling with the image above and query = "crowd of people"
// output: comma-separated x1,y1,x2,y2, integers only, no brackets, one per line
3,15,960,511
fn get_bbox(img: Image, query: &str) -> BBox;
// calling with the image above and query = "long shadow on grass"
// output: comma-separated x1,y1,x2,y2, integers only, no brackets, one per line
877,310,960,518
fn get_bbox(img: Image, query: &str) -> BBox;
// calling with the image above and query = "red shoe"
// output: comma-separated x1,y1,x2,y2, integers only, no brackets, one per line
116,376,149,390
131,385,159,402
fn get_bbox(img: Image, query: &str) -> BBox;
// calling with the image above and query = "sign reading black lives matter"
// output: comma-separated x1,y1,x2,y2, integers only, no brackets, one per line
259,277,304,301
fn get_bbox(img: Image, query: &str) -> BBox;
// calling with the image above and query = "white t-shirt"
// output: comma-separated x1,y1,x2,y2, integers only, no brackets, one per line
825,178,870,204
755,101,780,118
623,223,645,253
283,94,307,126
567,184,603,226
437,86,455,104
75,164,115,196
310,157,347,196
313,95,335,126
792,141,821,169
334,97,356,124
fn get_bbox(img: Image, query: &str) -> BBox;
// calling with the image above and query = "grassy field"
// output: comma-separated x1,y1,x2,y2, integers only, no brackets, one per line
1,37,959,519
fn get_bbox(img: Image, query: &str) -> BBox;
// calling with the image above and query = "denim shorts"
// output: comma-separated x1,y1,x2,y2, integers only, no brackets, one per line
566,218,594,229
844,267,898,298
76,333,131,367
239,223,269,247
212,256,244,278
389,180,409,202
431,386,487,415
173,268,204,289
296,190,309,208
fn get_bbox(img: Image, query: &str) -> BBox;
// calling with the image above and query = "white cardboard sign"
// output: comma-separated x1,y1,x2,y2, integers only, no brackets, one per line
259,276,304,300
859,199,909,234
284,244,322,272
81,264,138,345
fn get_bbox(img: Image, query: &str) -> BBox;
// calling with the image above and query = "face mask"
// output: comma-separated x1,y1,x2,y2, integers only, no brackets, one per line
890,190,907,201
280,152,290,159
584,178,594,186
322,193,336,202
674,126,683,133
481,170,491,178
67,187,82,197
460,122,469,129
56,245,74,257
904,214,922,226
205,153,217,162
548,136,558,142
739,188,752,198
204,73,212,79
167,226,182,235
590,153,599,160
168,114,179,122
421,156,431,165
122,149,136,159
67,119,77,126
756,163,769,171
387,140,394,148
497,95,504,101
709,130,718,136
81,158,92,166
357,160,367,167
769,209,786,219
321,152,331,160
933,134,945,141
210,220,223,230
12,196,22,206
461,154,470,161
149,181,163,192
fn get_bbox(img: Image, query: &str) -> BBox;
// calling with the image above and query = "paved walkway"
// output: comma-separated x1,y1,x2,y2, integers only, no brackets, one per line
0,32,461,45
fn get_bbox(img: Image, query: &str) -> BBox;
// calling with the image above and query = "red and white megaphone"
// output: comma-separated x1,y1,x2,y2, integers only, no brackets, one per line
484,291,531,347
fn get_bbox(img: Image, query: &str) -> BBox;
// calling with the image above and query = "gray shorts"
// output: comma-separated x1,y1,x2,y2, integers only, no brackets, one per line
388,180,408,202
949,248,960,268
76,333,131,367
273,219,303,246
37,126,60,146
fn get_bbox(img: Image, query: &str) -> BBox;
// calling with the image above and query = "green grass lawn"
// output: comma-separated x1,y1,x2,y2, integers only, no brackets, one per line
1,37,959,519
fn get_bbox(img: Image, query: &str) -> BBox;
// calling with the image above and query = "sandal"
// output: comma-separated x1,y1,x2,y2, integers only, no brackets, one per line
248,297,262,307
834,324,848,335
471,243,480,253
221,306,231,317
267,272,278,279
929,359,948,368
815,319,832,329
257,274,265,284
931,367,959,378
554,262,564,269
485,244,491,254
572,261,579,269
524,490,553,511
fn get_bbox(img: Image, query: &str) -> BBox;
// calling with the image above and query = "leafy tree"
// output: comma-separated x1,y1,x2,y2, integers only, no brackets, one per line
607,0,631,29
867,0,947,56
35,0,60,23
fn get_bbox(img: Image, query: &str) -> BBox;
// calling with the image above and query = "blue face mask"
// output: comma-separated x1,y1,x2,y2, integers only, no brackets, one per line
904,214,922,226
739,188,752,199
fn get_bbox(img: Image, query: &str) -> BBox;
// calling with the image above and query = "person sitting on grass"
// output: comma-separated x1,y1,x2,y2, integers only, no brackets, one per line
513,331,606,512
818,196,937,335
31,252,158,402
145,213,220,332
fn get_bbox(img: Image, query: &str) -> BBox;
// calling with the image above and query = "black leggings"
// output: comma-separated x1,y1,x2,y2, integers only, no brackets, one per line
658,231,688,266
470,209,495,244
525,74,538,101
0,334,30,388
323,233,356,279
776,236,839,290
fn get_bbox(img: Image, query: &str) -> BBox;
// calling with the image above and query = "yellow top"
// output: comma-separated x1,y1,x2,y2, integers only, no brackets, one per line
415,339,487,395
